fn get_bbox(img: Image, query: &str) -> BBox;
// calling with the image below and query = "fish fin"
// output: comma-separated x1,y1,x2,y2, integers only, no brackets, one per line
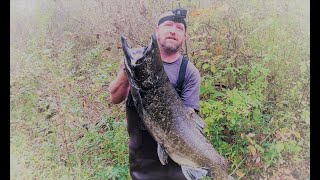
181,165,208,180
188,109,205,133
130,87,144,115
157,143,169,165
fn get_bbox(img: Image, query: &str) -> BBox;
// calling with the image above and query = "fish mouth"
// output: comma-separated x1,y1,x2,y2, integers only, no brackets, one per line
121,36,134,72
121,35,156,69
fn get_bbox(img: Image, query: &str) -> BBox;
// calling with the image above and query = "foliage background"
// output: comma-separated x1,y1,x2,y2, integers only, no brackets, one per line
10,0,309,179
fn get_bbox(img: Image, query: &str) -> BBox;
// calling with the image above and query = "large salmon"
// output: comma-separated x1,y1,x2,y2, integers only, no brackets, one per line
121,34,232,180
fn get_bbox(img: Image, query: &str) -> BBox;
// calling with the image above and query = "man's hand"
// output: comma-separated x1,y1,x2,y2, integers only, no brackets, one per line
119,58,126,71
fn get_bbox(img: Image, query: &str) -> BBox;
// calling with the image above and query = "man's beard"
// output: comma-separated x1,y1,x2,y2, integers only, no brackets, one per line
161,43,182,55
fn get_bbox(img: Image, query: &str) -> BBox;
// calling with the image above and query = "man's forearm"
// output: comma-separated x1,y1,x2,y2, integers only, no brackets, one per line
108,69,130,104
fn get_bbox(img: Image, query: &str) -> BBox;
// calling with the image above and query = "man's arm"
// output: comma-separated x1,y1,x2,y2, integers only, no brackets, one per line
109,48,145,104
108,63,130,104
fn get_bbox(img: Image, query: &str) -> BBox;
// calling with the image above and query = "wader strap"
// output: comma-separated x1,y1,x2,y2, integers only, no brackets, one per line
176,56,188,97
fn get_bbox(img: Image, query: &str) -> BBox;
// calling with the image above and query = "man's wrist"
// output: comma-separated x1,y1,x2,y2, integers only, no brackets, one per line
119,68,129,84
120,61,126,71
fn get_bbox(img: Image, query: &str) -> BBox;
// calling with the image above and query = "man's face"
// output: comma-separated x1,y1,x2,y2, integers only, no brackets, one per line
155,21,186,54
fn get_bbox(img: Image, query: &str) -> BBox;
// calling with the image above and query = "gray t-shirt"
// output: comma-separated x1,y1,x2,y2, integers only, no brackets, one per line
163,55,200,111
125,47,201,111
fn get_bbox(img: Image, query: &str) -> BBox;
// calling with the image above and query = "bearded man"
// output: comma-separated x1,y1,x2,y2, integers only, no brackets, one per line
108,9,201,180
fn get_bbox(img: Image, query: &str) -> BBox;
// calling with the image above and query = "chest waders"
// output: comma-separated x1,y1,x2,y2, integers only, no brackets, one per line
126,57,188,180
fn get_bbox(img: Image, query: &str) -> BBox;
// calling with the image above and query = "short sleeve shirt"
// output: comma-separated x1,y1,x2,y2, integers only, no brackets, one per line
128,47,201,111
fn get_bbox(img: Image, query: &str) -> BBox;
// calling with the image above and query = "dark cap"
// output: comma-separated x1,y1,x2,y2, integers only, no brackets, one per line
158,8,187,30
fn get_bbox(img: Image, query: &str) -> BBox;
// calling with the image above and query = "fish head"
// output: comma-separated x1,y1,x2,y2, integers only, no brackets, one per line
121,35,163,90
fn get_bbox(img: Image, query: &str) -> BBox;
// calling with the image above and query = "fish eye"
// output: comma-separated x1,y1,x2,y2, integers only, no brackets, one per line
146,57,152,62
136,58,144,65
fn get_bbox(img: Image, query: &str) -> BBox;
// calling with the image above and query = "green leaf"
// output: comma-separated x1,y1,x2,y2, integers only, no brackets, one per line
293,131,301,139
299,62,308,73
210,91,225,100
210,65,216,73
200,85,206,94
196,62,203,69
248,145,256,156
301,109,310,125
275,142,284,152
202,63,210,70
253,108,261,121
254,144,265,153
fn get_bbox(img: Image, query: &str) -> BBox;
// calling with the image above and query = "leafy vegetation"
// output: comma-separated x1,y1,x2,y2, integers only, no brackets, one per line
11,0,309,179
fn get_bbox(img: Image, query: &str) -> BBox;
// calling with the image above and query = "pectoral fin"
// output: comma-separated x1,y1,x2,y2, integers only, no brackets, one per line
181,165,208,180
192,113,205,130
157,143,168,165
188,108,205,133
130,87,144,116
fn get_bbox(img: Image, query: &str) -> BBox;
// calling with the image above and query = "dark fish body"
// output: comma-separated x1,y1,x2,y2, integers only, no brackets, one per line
121,35,230,180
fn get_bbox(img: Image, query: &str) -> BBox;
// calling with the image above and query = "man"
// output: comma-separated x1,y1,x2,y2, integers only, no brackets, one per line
108,9,201,180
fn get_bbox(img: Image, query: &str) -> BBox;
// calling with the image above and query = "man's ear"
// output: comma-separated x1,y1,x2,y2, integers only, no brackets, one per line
182,32,186,42
154,26,159,36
